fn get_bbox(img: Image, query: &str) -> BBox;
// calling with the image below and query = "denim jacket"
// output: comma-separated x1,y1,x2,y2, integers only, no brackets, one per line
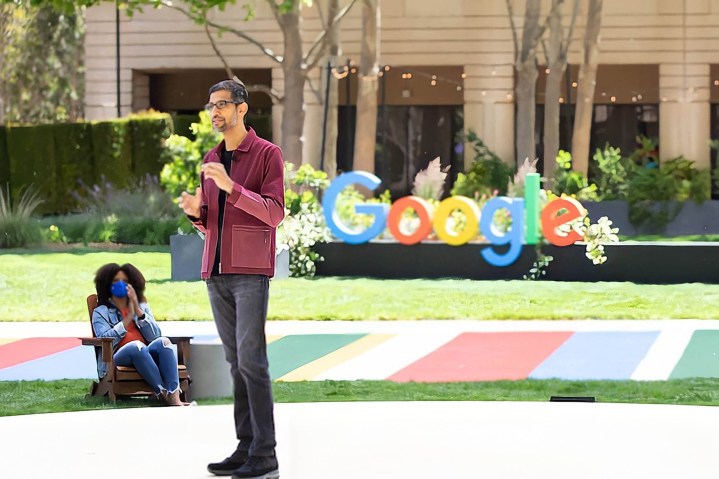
91,301,162,378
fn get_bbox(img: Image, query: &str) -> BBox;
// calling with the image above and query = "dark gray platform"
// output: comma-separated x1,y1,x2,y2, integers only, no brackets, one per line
315,240,719,283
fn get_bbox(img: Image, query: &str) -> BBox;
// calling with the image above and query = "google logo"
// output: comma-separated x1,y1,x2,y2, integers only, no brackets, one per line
321,171,585,267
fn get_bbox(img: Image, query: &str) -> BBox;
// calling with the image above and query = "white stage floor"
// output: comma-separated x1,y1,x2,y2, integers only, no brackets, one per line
1,401,717,479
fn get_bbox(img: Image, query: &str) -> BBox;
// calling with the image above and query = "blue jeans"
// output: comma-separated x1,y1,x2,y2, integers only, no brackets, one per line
207,274,276,457
114,337,180,395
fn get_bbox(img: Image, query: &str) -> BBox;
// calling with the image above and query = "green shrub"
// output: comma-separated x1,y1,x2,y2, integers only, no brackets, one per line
114,216,184,245
129,111,173,179
627,167,681,231
53,123,94,213
552,150,598,200
279,163,332,277
450,130,512,198
160,111,221,198
591,145,634,200
6,125,56,214
661,156,711,203
58,175,188,245
91,119,132,187
40,213,113,244
0,185,43,248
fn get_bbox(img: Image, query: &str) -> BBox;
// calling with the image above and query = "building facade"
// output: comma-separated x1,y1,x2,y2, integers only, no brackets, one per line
84,0,719,196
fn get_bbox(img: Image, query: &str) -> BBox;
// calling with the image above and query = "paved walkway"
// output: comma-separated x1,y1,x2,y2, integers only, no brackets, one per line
3,320,719,382
3,320,719,478
1,401,718,478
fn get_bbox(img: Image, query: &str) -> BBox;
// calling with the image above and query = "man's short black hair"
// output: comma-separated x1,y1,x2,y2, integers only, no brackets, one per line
209,78,249,105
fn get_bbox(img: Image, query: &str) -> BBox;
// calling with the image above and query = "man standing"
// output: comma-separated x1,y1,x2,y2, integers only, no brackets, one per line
179,78,284,479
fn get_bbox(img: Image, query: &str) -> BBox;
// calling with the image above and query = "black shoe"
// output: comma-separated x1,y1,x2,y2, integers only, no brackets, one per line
207,445,249,476
231,454,279,479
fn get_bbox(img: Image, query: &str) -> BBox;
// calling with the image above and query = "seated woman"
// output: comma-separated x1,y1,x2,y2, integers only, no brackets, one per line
92,262,187,406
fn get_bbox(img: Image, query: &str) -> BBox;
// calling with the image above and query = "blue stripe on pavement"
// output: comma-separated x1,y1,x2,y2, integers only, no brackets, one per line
528,331,659,380
0,346,97,381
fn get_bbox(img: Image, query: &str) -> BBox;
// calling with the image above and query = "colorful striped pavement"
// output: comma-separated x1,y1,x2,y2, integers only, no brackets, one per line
2,320,719,382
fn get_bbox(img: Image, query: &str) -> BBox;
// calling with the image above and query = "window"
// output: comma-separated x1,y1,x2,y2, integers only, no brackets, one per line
534,64,659,174
338,66,464,198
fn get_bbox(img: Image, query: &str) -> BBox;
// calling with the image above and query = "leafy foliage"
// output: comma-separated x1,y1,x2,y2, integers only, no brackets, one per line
0,1,84,124
160,111,221,199
551,150,598,200
280,163,331,277
451,130,513,198
54,175,191,245
626,156,710,231
591,144,633,200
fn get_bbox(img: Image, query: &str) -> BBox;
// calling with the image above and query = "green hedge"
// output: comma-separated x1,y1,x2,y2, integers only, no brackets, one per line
130,113,173,178
53,123,94,213
2,112,181,214
0,126,9,189
91,119,133,188
6,125,57,215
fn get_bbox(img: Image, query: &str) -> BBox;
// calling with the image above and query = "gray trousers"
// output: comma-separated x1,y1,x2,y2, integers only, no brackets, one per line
207,274,276,457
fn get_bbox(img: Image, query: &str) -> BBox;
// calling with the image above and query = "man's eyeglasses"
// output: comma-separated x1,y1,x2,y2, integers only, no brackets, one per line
204,100,242,112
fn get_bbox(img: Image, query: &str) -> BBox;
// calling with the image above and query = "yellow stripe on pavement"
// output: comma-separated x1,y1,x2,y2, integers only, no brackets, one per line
267,335,282,344
0,339,18,346
277,334,394,382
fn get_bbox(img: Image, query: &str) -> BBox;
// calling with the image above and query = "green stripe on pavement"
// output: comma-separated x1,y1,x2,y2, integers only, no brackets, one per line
670,330,719,379
268,334,366,380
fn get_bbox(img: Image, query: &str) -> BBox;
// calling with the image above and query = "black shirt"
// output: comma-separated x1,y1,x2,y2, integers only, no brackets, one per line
210,147,234,276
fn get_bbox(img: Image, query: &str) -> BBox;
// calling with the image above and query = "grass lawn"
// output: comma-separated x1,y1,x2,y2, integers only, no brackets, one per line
2,378,719,417
2,246,719,321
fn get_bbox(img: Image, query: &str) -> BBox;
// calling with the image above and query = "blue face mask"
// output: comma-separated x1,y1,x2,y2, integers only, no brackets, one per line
111,280,128,298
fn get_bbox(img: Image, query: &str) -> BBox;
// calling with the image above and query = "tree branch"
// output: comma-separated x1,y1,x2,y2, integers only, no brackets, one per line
561,0,581,58
162,1,283,64
204,19,234,78
246,84,284,104
303,0,358,69
505,0,520,64
316,0,328,29
266,0,282,24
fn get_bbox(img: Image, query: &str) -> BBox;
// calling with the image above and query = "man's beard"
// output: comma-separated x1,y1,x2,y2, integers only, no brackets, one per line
213,110,239,133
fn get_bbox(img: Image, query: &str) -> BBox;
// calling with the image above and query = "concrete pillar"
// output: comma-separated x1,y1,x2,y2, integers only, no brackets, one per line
659,64,711,169
462,64,515,170
302,68,323,169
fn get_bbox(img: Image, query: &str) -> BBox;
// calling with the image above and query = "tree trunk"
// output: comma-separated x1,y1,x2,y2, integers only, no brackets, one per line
279,9,305,167
353,0,380,174
514,0,542,167
543,68,563,180
571,0,603,175
321,0,341,179
542,0,566,182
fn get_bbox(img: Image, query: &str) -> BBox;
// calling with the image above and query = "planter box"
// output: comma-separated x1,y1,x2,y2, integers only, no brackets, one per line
583,200,719,236
314,240,719,284
170,234,289,281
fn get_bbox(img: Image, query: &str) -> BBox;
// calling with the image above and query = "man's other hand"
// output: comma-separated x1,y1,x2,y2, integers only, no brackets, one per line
179,187,202,218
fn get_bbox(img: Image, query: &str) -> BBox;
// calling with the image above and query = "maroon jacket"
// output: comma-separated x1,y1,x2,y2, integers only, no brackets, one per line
191,128,285,279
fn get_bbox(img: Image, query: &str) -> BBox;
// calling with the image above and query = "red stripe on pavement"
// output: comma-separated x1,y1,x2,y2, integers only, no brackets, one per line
388,332,573,382
0,338,81,369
